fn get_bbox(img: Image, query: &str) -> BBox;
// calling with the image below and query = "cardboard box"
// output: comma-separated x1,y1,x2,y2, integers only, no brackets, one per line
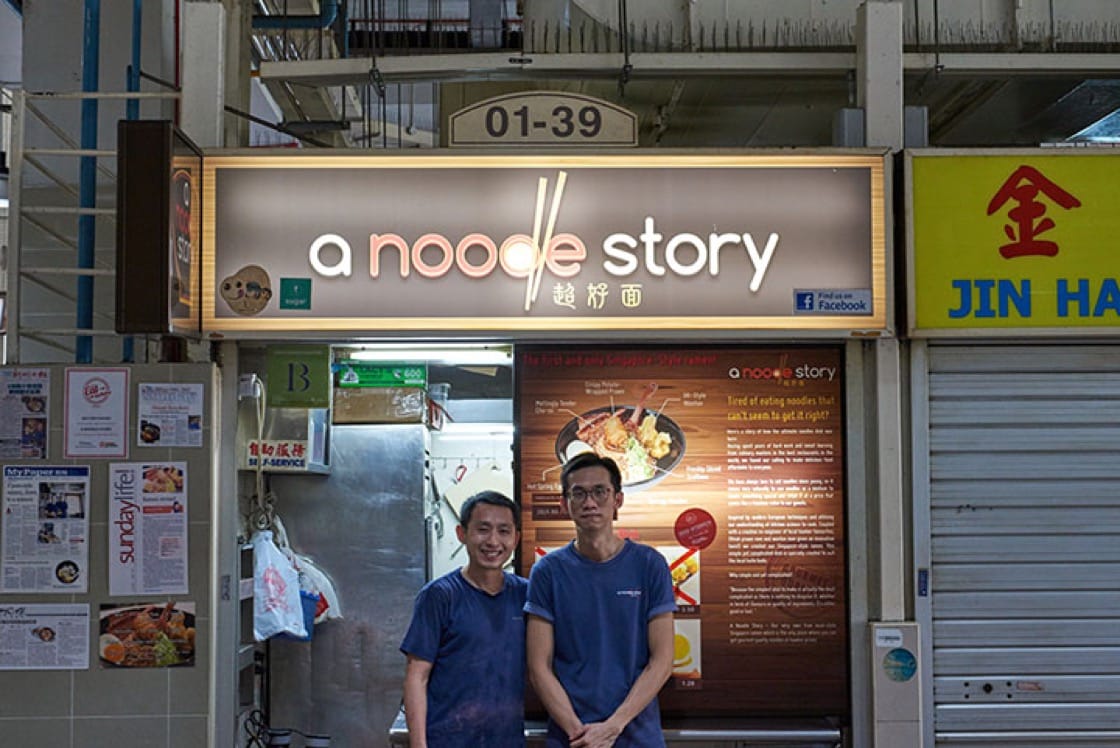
333,386,427,424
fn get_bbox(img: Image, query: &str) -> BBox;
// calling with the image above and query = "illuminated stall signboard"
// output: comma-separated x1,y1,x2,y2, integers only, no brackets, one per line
202,153,887,336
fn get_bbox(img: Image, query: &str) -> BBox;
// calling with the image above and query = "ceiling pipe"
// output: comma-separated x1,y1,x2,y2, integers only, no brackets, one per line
252,0,340,30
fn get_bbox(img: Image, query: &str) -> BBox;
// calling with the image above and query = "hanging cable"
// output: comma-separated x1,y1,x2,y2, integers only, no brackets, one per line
245,377,277,532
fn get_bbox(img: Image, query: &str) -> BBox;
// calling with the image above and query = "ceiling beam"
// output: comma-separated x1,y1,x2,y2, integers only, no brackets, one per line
260,51,1120,88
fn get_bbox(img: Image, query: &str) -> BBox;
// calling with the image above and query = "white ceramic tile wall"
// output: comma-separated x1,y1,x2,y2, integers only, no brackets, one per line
0,364,216,748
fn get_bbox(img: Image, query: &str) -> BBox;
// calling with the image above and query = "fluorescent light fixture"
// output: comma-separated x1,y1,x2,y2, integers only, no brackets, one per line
346,345,511,366
435,422,515,440
438,422,514,436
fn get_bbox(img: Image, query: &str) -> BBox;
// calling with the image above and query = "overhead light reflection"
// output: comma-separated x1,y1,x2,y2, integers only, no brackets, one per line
346,346,512,366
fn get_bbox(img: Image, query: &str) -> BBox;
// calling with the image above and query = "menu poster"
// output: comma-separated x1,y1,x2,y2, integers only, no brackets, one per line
0,603,90,670
516,346,848,717
0,368,50,460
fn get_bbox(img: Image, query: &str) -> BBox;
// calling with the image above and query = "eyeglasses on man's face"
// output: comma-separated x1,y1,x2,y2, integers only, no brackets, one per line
566,485,613,504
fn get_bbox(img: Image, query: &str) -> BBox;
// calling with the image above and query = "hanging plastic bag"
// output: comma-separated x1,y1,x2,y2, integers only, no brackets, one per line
275,589,320,642
252,530,307,641
294,553,343,624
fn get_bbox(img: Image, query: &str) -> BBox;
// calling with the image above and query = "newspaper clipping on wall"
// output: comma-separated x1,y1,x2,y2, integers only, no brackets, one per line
137,383,204,448
0,603,90,670
0,368,50,460
108,462,189,596
1,466,90,594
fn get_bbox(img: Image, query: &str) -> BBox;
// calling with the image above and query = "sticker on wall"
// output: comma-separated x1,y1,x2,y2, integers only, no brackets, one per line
882,647,918,682
279,278,312,310
793,289,872,315
220,264,273,316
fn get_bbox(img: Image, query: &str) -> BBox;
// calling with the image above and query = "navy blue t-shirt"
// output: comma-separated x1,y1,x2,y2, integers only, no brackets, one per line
525,541,676,747
401,570,528,747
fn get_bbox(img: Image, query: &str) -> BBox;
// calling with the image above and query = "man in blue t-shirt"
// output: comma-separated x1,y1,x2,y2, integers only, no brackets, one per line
400,491,528,747
525,453,676,747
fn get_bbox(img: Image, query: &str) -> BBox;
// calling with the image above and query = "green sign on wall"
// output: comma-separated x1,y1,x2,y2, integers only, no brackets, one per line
266,345,331,408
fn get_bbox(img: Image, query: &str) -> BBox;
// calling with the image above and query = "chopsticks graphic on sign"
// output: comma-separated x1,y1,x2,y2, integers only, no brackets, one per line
524,170,569,312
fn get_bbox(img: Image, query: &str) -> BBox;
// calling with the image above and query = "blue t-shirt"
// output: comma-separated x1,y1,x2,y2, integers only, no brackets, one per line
524,540,676,747
400,569,529,747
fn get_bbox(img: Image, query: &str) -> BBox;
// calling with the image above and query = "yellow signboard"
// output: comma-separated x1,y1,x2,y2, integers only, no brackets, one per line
908,150,1120,336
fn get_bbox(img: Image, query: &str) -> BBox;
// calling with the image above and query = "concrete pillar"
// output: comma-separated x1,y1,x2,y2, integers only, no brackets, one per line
855,1,906,624
180,2,225,147
857,0,904,151
857,4,917,745
180,0,253,148
223,0,252,147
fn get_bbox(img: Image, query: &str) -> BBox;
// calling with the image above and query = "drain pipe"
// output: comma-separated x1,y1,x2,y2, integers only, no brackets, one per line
252,0,339,30
77,0,100,363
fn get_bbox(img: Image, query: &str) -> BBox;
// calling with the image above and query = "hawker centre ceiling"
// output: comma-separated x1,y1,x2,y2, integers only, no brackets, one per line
249,0,1120,150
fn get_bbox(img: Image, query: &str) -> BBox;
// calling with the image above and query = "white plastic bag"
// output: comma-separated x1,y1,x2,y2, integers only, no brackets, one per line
295,553,343,624
252,530,307,641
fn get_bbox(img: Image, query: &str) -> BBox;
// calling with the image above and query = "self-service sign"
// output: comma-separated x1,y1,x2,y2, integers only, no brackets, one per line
909,150,1120,336
202,153,887,336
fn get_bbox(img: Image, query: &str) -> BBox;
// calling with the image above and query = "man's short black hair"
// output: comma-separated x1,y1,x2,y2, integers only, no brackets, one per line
459,490,519,530
560,452,622,496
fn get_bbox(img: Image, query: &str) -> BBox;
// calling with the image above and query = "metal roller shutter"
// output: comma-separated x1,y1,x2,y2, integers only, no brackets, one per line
926,344,1120,748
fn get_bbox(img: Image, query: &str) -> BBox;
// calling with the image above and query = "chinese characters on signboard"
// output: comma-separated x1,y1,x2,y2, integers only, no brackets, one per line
205,155,886,334
911,153,1120,333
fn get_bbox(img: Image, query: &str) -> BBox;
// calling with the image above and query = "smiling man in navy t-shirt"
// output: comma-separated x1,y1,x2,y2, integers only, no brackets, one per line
400,491,528,747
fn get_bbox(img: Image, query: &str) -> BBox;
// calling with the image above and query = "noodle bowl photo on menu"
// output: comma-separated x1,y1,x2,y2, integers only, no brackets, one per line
553,383,686,491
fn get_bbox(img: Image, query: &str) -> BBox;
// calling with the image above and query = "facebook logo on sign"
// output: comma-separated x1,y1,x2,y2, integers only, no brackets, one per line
795,292,815,311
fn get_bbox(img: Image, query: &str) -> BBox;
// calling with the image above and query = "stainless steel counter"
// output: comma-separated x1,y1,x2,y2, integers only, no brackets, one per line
388,708,843,746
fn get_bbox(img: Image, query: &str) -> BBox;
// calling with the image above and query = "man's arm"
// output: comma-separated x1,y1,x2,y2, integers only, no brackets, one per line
526,613,586,741
402,654,433,748
574,612,675,748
